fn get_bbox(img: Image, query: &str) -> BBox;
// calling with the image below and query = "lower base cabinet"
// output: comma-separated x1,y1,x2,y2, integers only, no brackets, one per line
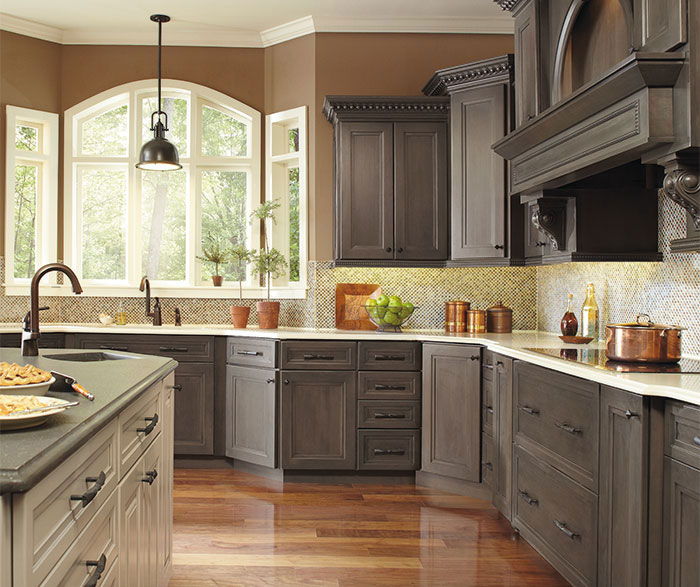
173,363,214,455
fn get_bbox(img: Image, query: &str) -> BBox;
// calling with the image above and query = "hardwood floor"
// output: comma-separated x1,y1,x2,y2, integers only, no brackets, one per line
170,469,568,586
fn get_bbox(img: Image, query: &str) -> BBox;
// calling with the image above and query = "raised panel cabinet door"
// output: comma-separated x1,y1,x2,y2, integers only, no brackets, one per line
225,365,277,468
598,386,648,587
394,121,448,260
493,355,514,520
663,457,700,587
514,0,539,127
337,121,394,260
635,0,687,52
421,343,482,481
450,85,507,260
173,363,214,455
281,370,356,469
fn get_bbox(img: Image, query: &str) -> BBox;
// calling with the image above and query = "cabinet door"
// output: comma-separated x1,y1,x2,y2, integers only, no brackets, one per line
173,363,214,455
394,122,448,260
281,370,356,469
422,344,482,481
598,386,648,587
635,0,687,52
450,85,507,260
226,365,277,468
663,457,700,587
493,355,513,520
337,121,394,260
514,0,539,127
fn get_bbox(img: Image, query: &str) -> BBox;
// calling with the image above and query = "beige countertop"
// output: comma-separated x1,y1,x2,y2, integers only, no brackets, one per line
2,323,699,405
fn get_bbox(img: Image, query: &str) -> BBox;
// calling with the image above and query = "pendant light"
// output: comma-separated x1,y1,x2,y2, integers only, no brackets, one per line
136,14,182,171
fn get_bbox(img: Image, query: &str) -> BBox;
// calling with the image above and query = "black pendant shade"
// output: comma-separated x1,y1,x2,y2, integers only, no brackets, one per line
136,14,181,171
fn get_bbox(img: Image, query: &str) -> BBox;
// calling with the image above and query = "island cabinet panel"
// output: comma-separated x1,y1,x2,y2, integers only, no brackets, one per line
172,363,214,455
421,343,482,482
513,0,539,127
225,365,277,468
280,370,356,469
71,333,214,362
597,386,649,587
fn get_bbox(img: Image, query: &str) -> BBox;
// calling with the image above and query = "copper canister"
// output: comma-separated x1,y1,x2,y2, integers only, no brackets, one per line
466,309,486,333
486,301,513,333
445,301,470,332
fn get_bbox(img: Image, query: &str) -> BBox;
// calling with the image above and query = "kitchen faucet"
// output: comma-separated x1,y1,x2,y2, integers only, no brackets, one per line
22,263,83,356
139,276,162,326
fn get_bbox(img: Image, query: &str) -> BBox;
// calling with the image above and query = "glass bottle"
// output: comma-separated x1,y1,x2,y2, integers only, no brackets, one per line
116,301,127,325
560,293,578,336
580,282,599,339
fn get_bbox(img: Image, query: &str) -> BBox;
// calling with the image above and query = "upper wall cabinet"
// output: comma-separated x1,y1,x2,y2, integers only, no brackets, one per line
323,97,449,266
424,55,524,266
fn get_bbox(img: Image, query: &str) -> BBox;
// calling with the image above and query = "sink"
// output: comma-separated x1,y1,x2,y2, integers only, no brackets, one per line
43,352,135,362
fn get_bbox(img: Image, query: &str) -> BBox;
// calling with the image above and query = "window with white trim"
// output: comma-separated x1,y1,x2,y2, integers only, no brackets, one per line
4,106,58,285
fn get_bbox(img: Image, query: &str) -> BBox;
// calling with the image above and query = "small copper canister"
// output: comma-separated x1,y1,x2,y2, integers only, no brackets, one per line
486,301,513,333
466,309,486,333
445,301,470,332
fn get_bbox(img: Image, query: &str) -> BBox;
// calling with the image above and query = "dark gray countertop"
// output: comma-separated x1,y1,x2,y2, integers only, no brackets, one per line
0,348,177,494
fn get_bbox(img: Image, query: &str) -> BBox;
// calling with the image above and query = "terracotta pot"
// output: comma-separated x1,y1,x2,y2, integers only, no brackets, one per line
230,305,251,328
257,301,280,329
212,275,223,287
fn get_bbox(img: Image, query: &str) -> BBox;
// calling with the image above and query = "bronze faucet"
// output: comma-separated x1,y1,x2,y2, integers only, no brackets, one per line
22,263,83,356
139,276,162,326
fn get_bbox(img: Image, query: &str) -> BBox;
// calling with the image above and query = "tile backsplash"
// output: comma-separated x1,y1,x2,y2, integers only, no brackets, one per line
1,195,698,355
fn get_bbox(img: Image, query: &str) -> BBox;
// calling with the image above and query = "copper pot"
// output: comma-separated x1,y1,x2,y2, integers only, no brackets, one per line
605,314,684,363
486,301,512,333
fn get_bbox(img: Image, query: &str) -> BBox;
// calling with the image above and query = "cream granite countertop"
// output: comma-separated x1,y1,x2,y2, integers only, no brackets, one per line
1,323,699,404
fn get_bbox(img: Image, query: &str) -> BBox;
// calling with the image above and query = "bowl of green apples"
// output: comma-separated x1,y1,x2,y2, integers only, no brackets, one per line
364,294,418,332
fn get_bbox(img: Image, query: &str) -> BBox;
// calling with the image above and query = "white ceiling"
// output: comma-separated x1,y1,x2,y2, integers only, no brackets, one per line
0,0,512,48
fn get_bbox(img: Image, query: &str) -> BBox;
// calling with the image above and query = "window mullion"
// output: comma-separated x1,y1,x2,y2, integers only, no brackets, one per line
129,90,140,288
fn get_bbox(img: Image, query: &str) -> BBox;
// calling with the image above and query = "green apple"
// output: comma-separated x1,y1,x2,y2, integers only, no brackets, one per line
388,295,402,308
399,301,414,319
383,311,400,325
375,294,389,307
365,298,377,308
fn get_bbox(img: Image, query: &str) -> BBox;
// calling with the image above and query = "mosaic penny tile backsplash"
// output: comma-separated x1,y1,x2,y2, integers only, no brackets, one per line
1,195,698,355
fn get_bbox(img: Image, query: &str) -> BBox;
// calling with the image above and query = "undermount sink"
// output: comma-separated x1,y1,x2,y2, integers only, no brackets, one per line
43,352,135,362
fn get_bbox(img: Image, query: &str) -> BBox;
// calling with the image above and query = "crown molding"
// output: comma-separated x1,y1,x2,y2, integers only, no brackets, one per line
323,95,450,124
0,13,63,43
423,54,514,96
260,16,315,47
314,15,513,35
62,27,264,48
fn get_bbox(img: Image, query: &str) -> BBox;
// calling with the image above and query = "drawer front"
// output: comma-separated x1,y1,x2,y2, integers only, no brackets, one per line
358,371,421,400
514,362,599,491
482,432,494,489
75,333,214,362
513,446,598,587
281,341,356,370
665,400,700,469
482,350,495,382
482,377,494,436
358,400,420,428
119,381,163,474
37,489,120,587
358,341,421,371
12,420,118,587
227,337,276,368
358,430,420,470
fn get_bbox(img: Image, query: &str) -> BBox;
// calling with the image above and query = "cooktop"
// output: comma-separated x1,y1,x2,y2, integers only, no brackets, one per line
524,348,700,374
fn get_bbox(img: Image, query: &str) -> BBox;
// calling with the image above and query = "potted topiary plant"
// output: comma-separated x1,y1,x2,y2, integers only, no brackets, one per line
229,243,254,328
197,235,229,286
250,201,287,329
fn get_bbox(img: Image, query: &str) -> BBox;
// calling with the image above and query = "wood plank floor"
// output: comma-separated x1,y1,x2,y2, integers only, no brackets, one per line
170,469,568,586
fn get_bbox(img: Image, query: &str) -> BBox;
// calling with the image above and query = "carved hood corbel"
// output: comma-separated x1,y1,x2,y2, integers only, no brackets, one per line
659,158,700,230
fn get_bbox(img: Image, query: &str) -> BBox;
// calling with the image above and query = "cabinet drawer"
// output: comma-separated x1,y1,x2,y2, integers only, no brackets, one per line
281,341,356,370
358,371,421,399
119,381,162,475
358,430,420,470
665,400,700,470
513,446,598,587
227,337,277,368
482,378,494,435
358,400,420,428
358,341,421,371
482,432,494,489
12,420,118,587
38,489,120,587
75,333,214,362
514,362,599,491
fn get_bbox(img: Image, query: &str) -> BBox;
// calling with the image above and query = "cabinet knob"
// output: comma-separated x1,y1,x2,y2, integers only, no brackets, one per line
494,244,504,250
527,114,534,121
470,355,480,361
397,247,404,253
624,409,639,419
266,378,275,384
284,379,290,385
535,241,547,247
385,247,392,253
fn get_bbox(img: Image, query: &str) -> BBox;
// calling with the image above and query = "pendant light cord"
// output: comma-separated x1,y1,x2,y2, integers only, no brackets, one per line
157,19,162,118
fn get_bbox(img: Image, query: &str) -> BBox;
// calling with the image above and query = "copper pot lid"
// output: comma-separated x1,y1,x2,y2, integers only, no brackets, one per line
486,301,512,314
607,313,684,331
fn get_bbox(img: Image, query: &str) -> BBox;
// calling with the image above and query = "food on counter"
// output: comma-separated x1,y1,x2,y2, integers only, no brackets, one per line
560,293,578,336
365,293,417,331
0,362,52,386
0,394,44,415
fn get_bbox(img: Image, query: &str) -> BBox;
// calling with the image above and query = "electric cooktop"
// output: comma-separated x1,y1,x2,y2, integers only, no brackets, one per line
524,348,700,374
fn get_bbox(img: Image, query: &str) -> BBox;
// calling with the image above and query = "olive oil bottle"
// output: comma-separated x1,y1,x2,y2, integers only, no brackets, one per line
580,282,599,339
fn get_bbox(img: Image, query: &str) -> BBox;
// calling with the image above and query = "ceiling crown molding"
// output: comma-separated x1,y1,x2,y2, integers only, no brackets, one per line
313,15,513,35
323,95,450,124
0,13,63,43
260,16,315,47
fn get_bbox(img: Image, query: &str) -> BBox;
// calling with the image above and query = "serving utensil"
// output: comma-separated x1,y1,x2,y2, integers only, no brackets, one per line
11,401,79,416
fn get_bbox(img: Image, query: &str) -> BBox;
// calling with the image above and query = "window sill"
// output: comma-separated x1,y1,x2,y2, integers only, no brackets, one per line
2,283,308,300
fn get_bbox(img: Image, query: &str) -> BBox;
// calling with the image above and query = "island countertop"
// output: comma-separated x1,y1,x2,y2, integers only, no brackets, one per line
0,348,177,494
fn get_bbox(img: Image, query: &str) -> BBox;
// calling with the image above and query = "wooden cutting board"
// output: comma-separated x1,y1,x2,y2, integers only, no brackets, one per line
335,284,382,330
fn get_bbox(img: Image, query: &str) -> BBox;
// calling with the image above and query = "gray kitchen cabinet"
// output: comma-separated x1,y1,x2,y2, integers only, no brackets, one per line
225,365,277,468
172,363,214,455
280,370,357,469
421,343,482,482
0,332,64,349
490,353,514,520
636,0,687,52
513,0,539,127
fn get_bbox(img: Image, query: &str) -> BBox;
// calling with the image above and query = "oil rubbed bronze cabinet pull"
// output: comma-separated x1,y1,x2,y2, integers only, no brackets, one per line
385,247,392,253
142,469,158,485
483,364,494,370
554,421,582,435
693,436,700,447
171,384,183,391
486,406,494,414
137,413,159,435
517,490,538,506
373,354,405,361
482,461,493,471
373,448,405,456
303,354,334,360
266,378,275,384
494,244,504,250
237,350,261,356
374,413,406,419
519,405,540,416
624,409,639,419
70,471,106,508
470,355,480,361
85,553,107,587
99,345,128,352
374,384,407,391
553,519,579,540
159,346,188,352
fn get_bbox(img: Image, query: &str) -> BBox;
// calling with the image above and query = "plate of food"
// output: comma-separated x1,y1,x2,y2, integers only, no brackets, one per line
0,394,74,430
0,362,54,395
